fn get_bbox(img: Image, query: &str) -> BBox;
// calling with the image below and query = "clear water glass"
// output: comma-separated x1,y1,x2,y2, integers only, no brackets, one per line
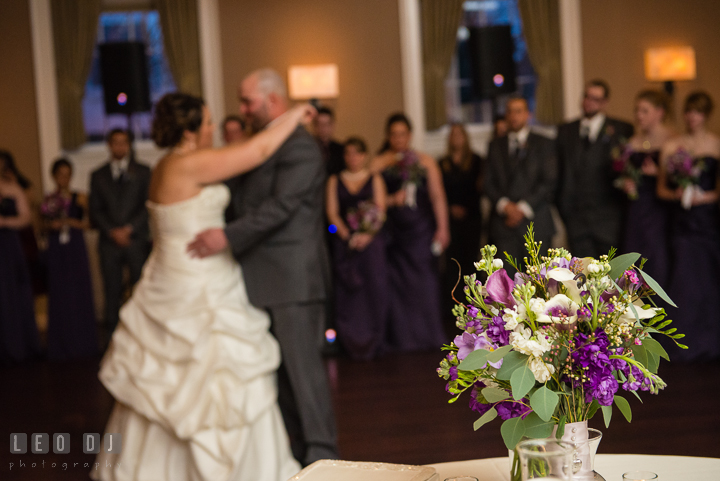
517,439,576,480
622,471,658,480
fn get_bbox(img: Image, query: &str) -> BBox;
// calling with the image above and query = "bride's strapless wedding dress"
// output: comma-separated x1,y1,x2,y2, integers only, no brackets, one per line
91,184,300,481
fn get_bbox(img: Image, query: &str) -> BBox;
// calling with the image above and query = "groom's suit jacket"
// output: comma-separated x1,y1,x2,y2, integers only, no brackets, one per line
224,125,330,308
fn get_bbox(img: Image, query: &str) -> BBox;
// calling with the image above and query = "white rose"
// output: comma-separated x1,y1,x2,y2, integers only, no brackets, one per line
528,298,547,317
529,356,555,383
492,258,504,269
587,263,601,274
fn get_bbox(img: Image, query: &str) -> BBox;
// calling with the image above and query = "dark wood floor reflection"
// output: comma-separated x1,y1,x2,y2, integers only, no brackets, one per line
2,352,718,480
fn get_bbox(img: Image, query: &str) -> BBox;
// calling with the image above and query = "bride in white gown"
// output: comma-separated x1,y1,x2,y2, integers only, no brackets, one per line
91,93,312,481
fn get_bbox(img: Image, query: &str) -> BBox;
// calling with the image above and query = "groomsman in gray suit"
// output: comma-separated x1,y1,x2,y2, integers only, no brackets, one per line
89,129,151,340
188,69,338,466
484,97,557,267
556,79,634,258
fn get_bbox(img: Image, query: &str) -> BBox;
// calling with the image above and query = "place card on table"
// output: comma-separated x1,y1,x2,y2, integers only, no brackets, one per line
289,460,439,481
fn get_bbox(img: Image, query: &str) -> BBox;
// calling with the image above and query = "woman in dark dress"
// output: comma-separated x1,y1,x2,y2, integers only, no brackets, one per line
370,113,450,351
326,138,389,360
620,90,674,286
0,151,40,364
42,159,98,360
657,91,720,362
439,123,482,313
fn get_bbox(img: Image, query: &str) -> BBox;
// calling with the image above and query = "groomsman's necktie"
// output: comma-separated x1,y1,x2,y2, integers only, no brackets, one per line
580,125,591,150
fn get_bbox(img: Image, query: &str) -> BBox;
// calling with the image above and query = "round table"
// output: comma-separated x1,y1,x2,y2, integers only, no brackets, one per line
429,454,720,481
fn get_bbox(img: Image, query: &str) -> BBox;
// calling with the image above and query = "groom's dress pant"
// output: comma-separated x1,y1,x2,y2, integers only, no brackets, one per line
269,301,339,465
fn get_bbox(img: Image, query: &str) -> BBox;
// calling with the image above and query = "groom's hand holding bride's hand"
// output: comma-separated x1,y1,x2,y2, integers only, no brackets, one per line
187,228,228,258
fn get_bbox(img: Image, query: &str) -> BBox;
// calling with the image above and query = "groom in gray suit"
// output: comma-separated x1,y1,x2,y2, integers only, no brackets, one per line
188,69,338,466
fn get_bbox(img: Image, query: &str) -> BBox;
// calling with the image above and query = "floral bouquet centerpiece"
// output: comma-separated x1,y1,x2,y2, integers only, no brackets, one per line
437,227,685,480
611,142,642,200
666,147,704,209
346,200,385,235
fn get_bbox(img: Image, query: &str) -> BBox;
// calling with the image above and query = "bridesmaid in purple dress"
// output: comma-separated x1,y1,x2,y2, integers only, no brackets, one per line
326,138,389,360
42,159,98,360
657,91,720,362
0,151,40,364
370,113,450,351
620,90,674,286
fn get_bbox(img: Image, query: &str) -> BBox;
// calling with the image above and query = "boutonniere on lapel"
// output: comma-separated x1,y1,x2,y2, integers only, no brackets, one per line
601,124,615,144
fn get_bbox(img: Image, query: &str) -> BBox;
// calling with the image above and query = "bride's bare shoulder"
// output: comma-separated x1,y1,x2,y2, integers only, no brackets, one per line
148,154,203,205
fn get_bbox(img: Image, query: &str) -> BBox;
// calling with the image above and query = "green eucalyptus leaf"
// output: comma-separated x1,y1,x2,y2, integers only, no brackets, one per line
601,405,613,429
609,253,641,280
529,386,559,422
614,395,632,423
458,349,490,371
510,365,536,401
638,270,677,307
631,344,648,369
647,350,660,374
496,351,529,381
474,406,498,431
523,412,555,439
501,416,526,450
487,344,513,363
482,387,511,403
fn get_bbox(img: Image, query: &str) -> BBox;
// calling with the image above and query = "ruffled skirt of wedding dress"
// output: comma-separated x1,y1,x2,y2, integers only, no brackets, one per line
90,250,300,481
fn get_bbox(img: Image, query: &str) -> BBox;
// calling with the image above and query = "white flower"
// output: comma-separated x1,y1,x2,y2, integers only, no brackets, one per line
529,356,556,383
502,308,519,330
489,306,500,316
587,263,601,274
528,298,547,317
617,301,661,325
492,258,504,269
510,327,532,354
546,268,582,304
536,294,579,324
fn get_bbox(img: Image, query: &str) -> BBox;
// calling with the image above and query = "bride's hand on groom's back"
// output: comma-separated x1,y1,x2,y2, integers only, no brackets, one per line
187,228,228,258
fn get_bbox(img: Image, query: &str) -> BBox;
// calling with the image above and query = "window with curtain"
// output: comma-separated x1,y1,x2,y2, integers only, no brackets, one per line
445,0,536,124
82,11,176,142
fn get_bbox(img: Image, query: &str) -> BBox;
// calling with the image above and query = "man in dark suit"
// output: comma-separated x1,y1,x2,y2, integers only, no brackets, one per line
556,79,634,258
485,97,557,267
188,69,338,466
89,129,151,340
313,106,345,176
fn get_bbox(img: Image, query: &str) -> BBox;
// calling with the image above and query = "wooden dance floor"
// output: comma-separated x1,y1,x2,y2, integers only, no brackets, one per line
1,351,718,480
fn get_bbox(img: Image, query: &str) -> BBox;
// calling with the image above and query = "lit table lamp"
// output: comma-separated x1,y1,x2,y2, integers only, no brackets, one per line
288,64,339,103
644,47,696,96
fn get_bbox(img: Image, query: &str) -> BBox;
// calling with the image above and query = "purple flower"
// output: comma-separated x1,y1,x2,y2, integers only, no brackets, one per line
467,306,480,319
496,399,531,420
449,366,458,381
486,316,510,346
485,269,516,307
453,332,503,369
469,382,492,415
622,366,644,391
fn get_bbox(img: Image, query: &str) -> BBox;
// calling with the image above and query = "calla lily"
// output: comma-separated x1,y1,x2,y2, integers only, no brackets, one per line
485,269,516,307
536,294,579,324
617,301,661,325
546,268,583,304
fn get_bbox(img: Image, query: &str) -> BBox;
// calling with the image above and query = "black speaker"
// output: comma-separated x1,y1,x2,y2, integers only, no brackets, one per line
468,26,517,99
99,42,151,114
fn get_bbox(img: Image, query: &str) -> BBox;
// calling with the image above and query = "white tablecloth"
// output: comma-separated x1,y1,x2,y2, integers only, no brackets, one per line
429,454,720,481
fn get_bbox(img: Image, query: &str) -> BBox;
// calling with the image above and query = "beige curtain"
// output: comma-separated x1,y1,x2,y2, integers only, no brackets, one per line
518,0,564,125
421,0,464,130
156,0,203,96
51,0,101,150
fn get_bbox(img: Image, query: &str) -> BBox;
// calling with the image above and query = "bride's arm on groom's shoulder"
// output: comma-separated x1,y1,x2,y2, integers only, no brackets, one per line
181,104,316,186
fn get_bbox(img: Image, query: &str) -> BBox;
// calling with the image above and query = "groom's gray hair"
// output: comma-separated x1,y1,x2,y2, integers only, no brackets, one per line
252,68,287,100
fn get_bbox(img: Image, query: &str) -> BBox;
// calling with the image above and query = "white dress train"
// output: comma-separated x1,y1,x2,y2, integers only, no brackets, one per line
91,184,300,481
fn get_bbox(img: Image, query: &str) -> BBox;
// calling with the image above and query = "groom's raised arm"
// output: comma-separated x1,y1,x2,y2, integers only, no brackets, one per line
224,132,324,256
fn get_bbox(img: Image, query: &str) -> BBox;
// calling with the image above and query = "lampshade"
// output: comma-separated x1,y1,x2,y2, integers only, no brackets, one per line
644,47,696,82
288,64,339,99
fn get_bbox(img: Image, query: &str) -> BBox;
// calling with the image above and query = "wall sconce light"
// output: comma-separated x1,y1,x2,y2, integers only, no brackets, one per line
288,64,339,100
644,47,696,96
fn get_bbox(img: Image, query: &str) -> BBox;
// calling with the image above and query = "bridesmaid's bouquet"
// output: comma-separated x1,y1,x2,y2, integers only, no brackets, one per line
611,143,642,200
437,226,684,454
666,148,704,209
387,151,426,208
41,193,72,244
346,201,385,235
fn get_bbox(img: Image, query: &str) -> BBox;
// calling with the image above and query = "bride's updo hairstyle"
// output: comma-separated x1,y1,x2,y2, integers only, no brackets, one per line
152,93,205,148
